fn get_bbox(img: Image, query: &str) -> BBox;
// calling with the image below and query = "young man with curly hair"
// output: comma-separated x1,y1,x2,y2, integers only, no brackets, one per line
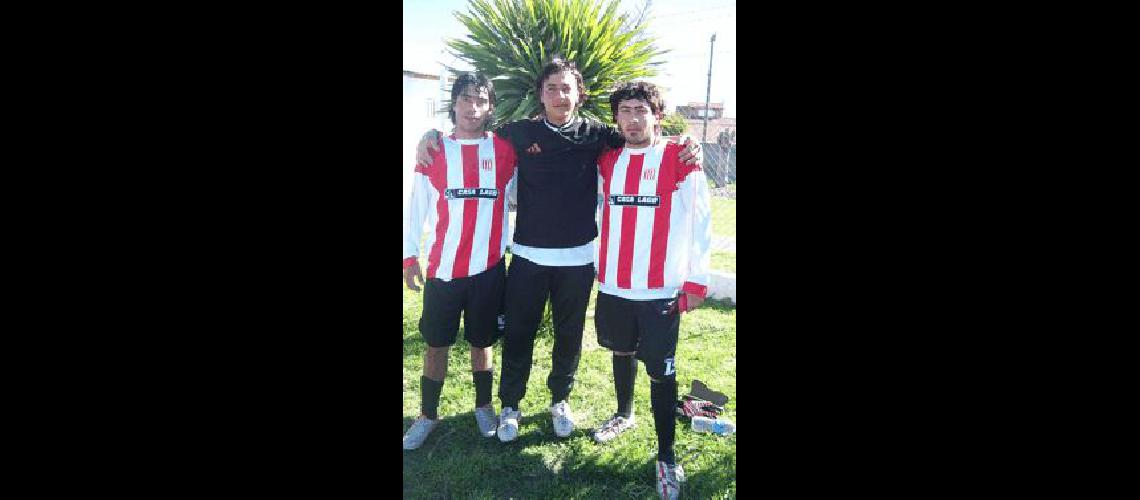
591,81,712,500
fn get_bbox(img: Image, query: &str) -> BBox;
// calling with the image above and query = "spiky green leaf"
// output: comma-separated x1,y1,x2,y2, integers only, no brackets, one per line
444,0,665,125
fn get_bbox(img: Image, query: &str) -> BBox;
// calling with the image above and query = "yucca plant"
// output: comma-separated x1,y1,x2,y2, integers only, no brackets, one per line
446,0,665,125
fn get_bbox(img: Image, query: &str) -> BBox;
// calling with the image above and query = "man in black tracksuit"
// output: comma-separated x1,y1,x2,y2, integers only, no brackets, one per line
416,58,700,442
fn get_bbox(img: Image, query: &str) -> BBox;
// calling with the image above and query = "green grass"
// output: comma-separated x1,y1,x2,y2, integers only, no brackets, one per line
710,197,735,238
403,260,737,499
711,251,736,273
707,180,736,195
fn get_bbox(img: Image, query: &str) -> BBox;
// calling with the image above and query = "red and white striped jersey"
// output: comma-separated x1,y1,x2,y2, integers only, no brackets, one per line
403,132,517,281
596,141,712,300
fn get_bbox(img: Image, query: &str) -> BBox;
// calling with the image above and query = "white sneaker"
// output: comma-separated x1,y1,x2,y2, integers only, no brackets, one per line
593,413,636,443
402,416,438,450
474,406,498,437
655,461,685,500
497,407,520,442
550,400,575,437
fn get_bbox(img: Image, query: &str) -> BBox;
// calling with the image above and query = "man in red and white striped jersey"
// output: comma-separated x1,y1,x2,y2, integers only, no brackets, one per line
414,59,703,445
402,73,518,450
591,81,711,500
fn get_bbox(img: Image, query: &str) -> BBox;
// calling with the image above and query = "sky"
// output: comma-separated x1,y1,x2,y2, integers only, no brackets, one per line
402,0,736,117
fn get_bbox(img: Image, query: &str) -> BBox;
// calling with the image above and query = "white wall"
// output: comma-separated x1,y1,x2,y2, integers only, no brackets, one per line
402,73,450,233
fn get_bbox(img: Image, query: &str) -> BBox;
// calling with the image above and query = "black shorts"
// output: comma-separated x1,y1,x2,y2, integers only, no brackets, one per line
594,292,680,375
419,258,507,348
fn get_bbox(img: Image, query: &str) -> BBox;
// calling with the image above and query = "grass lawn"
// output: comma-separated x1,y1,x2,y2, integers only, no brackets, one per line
710,197,735,238
403,255,737,499
711,251,736,273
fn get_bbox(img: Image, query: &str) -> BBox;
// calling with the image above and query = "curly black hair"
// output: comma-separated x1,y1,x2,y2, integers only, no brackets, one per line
448,72,496,130
608,81,665,124
535,57,587,112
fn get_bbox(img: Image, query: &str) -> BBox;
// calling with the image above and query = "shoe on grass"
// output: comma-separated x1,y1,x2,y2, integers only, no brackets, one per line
474,406,498,437
550,400,575,438
402,416,438,450
593,413,635,443
655,461,685,500
497,407,520,442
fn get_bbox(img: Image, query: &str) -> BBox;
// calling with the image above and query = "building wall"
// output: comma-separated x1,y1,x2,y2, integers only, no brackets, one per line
677,102,725,120
674,102,732,142
402,71,450,226
681,117,736,142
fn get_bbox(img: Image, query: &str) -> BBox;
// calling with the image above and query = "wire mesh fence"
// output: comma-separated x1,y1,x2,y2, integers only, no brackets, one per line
702,142,737,189
702,142,736,274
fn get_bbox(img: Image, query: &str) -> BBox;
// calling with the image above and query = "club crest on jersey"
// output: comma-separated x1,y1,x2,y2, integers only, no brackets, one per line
610,194,661,207
481,158,493,171
642,168,656,181
445,188,499,199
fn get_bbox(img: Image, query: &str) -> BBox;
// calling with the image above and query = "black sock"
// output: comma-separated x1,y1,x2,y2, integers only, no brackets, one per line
473,370,493,408
650,378,678,464
421,375,444,420
613,355,637,418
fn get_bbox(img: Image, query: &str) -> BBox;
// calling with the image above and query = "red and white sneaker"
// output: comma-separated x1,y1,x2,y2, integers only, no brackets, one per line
655,461,685,500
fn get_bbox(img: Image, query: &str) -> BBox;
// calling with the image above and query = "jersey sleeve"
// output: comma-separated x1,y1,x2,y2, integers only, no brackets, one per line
493,120,522,149
493,120,511,139
507,169,518,210
675,152,711,298
596,162,605,216
416,127,443,167
596,148,620,206
494,135,518,176
492,135,519,209
600,122,626,149
403,165,433,267
597,168,604,205
597,148,619,181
